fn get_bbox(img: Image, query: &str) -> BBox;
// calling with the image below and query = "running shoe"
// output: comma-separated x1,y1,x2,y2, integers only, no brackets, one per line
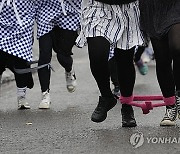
65,69,77,93
18,96,30,110
39,90,51,109
112,85,121,99
135,59,148,75
160,106,177,126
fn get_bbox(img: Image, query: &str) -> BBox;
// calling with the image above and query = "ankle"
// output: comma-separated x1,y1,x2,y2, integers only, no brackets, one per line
163,96,175,106
17,87,27,98
120,95,133,104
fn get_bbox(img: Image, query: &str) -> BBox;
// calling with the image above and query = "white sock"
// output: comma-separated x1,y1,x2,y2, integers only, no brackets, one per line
17,87,27,98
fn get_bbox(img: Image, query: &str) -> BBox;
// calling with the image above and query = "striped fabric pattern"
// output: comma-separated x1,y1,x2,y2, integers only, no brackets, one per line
76,0,147,57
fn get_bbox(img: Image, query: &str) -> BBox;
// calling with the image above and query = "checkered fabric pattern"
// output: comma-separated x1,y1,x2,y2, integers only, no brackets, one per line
0,0,36,62
35,0,82,39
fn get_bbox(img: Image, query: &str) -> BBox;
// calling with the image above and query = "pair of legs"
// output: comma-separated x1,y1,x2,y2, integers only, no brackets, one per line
38,26,78,108
87,36,137,127
109,45,148,98
151,24,180,126
0,51,33,109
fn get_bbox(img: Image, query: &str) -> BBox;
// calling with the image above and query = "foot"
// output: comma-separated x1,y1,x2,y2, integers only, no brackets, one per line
18,96,30,110
91,96,117,123
39,90,51,109
121,104,137,127
160,106,177,126
135,59,148,75
65,69,77,93
112,86,121,99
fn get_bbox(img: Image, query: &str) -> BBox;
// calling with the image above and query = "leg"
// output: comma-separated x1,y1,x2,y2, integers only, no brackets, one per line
87,36,117,122
115,47,137,127
134,46,148,75
38,31,53,92
38,31,53,109
108,56,120,98
151,35,176,126
53,27,77,93
13,56,32,109
168,23,180,119
0,51,8,84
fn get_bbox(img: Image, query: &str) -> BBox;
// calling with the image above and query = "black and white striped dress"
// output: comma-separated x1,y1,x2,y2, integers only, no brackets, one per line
0,0,36,62
76,0,147,57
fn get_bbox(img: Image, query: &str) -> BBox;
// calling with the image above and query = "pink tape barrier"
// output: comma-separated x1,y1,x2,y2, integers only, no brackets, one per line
120,95,175,114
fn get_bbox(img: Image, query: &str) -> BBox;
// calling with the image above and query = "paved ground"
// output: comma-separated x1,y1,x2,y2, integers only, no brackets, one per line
0,45,180,154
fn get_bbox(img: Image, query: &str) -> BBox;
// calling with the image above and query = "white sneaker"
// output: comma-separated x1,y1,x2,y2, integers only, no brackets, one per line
160,106,177,126
17,96,30,110
39,91,51,109
65,69,77,93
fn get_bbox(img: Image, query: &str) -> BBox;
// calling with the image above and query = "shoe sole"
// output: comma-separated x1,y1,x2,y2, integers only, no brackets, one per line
67,86,76,93
160,120,176,126
39,102,51,109
122,123,137,127
91,113,107,123
18,105,30,110
39,106,50,109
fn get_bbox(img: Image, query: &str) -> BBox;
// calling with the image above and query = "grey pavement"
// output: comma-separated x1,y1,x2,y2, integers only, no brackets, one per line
0,44,180,154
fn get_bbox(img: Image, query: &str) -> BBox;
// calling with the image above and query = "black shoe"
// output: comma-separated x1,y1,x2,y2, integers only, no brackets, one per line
91,96,117,123
121,104,137,127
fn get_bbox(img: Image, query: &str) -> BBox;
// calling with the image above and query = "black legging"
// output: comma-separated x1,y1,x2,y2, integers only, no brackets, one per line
151,23,180,97
38,27,78,92
87,36,135,98
0,51,33,88
115,48,136,97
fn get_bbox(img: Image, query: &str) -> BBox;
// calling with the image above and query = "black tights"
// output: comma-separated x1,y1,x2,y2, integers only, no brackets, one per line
0,51,33,88
38,27,78,92
87,36,135,97
115,48,136,97
151,23,180,97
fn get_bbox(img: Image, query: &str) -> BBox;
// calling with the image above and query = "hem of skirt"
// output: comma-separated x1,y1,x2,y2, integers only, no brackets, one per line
0,48,32,62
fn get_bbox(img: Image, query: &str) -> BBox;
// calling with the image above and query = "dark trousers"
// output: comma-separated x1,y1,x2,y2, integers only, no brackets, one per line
38,26,78,92
151,24,180,97
0,51,33,88
87,36,135,98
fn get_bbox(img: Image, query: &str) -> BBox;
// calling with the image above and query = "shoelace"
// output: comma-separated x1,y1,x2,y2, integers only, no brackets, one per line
164,108,176,120
66,71,75,80
176,96,180,105
0,0,22,26
42,91,49,101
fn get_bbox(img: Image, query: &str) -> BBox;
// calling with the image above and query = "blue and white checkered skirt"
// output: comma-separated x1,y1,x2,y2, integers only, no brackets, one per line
76,0,147,58
36,0,82,39
0,0,36,62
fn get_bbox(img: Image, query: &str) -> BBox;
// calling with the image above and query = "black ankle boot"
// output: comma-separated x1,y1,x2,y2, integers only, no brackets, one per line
121,104,137,127
91,96,117,123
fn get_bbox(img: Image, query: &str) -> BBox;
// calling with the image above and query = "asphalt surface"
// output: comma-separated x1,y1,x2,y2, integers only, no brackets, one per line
0,45,180,154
